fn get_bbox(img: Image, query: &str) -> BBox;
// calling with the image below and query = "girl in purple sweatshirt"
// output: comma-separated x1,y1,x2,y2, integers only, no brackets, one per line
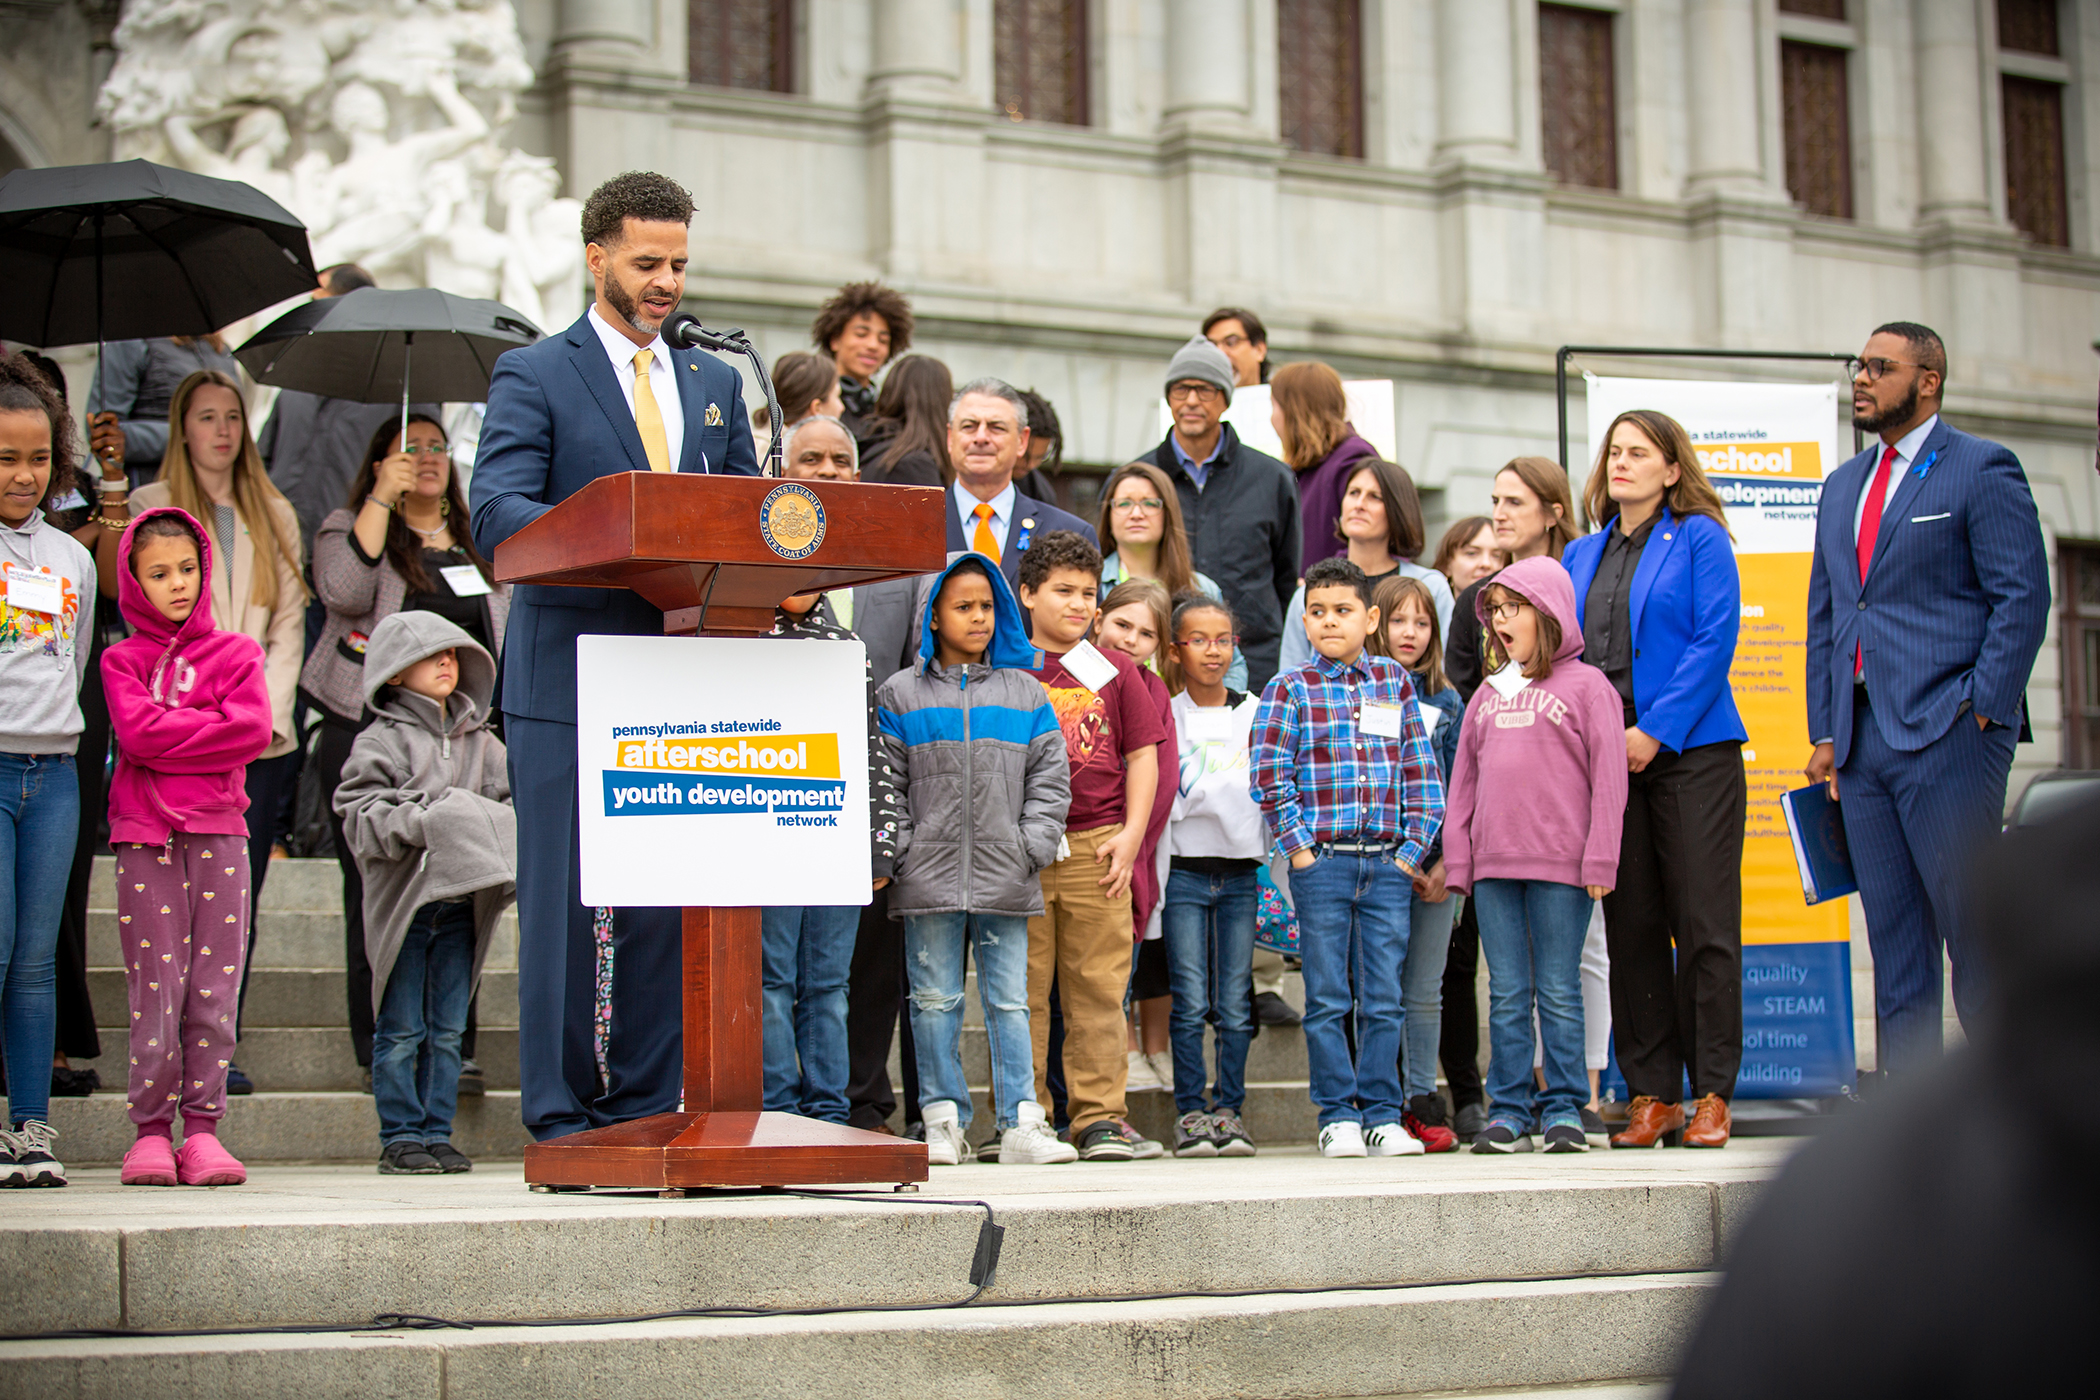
1443,554,1627,1155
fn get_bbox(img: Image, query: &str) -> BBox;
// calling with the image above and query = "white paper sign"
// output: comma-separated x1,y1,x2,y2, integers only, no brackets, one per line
5,566,63,615
574,635,873,907
1484,663,1532,699
440,564,493,597
1057,639,1119,693
1415,701,1444,738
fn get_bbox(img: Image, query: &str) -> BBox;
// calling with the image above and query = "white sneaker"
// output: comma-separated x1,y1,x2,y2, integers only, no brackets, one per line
1365,1121,1426,1157
1319,1121,1367,1158
1125,1049,1164,1092
921,1100,973,1166
1145,1051,1176,1093
999,1101,1078,1164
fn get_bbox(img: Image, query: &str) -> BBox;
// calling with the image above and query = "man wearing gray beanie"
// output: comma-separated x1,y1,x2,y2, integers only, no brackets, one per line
1141,335,1300,691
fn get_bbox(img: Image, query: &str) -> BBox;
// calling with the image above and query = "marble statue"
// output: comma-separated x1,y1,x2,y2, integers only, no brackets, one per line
97,0,582,330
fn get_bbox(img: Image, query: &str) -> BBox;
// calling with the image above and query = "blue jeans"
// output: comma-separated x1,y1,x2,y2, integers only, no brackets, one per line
1161,866,1258,1115
373,899,476,1145
760,904,860,1123
1473,878,1593,1131
1290,848,1413,1128
904,912,1034,1134
0,754,77,1127
1400,891,1457,1100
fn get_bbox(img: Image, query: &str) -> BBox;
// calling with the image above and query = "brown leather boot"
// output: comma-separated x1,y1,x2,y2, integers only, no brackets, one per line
1609,1095,1686,1148
1683,1093,1732,1148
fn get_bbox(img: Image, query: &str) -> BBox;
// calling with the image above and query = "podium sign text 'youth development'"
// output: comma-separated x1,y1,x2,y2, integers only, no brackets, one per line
1584,374,1856,1097
575,635,873,908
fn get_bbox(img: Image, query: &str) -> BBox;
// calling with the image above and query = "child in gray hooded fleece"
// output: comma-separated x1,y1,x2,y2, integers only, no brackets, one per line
334,612,515,1176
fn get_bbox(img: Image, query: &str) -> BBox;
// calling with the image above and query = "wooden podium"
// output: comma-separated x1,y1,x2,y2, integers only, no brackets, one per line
494,472,943,1192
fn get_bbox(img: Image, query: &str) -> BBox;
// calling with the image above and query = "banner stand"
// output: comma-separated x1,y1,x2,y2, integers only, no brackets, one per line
1557,346,1867,1125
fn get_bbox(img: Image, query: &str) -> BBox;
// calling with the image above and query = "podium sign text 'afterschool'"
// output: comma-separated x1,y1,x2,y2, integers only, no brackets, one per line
575,635,873,907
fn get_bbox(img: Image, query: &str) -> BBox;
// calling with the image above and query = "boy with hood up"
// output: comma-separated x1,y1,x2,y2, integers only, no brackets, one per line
102,507,272,1187
874,554,1076,1166
334,611,515,1175
1442,554,1627,1156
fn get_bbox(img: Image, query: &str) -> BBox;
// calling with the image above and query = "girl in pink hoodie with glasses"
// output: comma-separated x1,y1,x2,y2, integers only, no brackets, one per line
102,508,271,1186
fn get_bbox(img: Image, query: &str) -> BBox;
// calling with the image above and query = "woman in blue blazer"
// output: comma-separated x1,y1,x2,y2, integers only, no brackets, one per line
1564,409,1748,1151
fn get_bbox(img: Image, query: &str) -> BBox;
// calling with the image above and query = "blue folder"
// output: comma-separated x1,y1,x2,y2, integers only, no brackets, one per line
1781,783,1858,906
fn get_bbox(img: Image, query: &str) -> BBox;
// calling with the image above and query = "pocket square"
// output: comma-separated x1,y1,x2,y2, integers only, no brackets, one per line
705,402,723,427
1910,512,1951,523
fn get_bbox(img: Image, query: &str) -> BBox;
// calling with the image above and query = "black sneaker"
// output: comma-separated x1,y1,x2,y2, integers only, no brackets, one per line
425,1141,474,1173
379,1141,443,1174
1210,1108,1257,1157
1542,1122,1590,1153
975,1135,1001,1164
1252,991,1301,1027
1173,1110,1218,1158
50,1065,101,1098
1579,1106,1609,1142
8,1120,66,1186
360,1066,373,1094
1472,1120,1530,1154
1074,1119,1137,1161
1453,1101,1488,1140
225,1064,254,1096
456,1060,486,1097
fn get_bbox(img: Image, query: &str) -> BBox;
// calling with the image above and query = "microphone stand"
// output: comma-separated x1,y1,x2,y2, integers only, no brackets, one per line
665,315,782,478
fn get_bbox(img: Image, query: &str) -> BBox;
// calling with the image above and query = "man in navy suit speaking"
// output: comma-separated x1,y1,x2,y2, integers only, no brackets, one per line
470,172,760,1140
1805,322,2048,1074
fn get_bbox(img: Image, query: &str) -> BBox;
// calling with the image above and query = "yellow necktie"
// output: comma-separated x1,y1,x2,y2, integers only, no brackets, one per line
971,502,1001,562
633,348,672,473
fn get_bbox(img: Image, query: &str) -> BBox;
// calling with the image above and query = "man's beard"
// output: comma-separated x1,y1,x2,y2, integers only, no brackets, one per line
1854,378,1920,434
603,275,659,337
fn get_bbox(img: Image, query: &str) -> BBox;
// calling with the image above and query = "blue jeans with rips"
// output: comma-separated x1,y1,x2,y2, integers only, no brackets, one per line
760,903,860,1123
372,899,476,1146
1289,848,1413,1129
904,912,1034,1135
1472,878,1593,1133
1161,866,1258,1116
0,753,76,1128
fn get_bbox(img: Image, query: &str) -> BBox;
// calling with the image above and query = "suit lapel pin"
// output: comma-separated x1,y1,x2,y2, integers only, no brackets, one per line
705,403,723,427
1021,518,1036,531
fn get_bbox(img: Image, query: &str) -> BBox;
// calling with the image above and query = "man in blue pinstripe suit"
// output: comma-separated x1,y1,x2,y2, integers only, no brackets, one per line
1805,322,2049,1073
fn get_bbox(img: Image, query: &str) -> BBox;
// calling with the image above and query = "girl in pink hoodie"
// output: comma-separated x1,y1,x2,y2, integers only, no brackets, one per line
1443,554,1627,1155
101,508,271,1186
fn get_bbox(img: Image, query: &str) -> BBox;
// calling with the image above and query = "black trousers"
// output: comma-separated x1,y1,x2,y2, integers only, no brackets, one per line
314,713,477,1068
233,750,298,1034
1438,895,1483,1108
844,889,916,1130
1603,739,1748,1102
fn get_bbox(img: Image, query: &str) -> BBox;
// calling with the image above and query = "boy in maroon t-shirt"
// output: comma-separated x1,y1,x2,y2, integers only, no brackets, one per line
1015,531,1167,1161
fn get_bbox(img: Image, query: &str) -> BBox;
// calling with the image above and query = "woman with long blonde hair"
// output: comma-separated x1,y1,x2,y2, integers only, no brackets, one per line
1270,360,1377,568
1563,407,1748,1150
94,369,307,1089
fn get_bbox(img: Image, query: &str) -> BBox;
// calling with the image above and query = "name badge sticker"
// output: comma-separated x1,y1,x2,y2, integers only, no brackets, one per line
1359,703,1405,738
5,566,64,615
1059,639,1119,693
1186,708,1236,743
440,564,494,597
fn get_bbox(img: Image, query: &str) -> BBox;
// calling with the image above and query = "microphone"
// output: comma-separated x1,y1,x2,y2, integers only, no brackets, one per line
661,312,747,353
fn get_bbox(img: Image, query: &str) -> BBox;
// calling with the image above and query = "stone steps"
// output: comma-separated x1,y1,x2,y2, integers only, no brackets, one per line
41,1093,534,1168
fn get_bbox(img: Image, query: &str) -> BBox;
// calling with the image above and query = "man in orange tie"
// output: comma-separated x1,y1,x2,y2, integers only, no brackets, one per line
942,377,1096,587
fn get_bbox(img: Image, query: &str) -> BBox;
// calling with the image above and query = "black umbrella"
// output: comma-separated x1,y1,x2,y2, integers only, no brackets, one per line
234,287,541,427
0,158,315,349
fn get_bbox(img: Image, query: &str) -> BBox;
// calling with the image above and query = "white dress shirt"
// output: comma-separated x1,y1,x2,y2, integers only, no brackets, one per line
1853,413,1937,543
588,304,686,472
953,480,1018,556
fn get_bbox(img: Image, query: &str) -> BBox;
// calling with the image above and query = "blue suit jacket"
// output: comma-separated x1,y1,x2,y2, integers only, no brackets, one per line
943,487,1097,589
1564,508,1748,754
1805,419,2048,764
468,312,760,724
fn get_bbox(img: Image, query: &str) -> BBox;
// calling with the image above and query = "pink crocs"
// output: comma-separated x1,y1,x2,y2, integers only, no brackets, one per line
120,1135,179,1187
175,1132,247,1187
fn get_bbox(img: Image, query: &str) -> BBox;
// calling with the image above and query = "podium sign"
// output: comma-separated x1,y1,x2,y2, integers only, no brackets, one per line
575,634,873,908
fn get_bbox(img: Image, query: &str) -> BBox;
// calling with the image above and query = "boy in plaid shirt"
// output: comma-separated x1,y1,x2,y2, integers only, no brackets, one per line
1250,557,1444,1158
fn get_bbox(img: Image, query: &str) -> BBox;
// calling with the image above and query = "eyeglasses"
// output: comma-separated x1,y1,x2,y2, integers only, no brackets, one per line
1175,634,1238,651
1166,383,1223,404
1210,333,1252,350
1848,356,1921,383
1110,496,1165,514
400,444,450,458
1485,601,1529,621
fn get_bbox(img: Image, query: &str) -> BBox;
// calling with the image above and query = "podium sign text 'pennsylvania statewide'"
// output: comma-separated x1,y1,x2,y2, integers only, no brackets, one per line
575,635,873,908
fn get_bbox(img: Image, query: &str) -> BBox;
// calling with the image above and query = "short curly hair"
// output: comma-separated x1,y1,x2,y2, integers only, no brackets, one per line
811,281,914,360
0,352,81,511
1017,529,1102,594
580,172,695,246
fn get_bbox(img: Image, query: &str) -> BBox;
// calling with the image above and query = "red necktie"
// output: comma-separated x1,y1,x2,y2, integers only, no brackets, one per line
1854,444,1899,675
